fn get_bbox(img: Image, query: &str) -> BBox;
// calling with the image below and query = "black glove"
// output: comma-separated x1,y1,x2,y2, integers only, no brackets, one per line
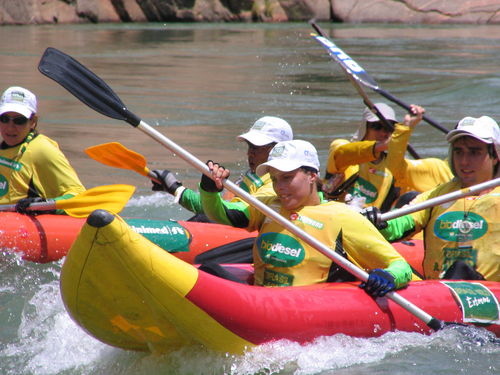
200,160,224,193
15,197,54,215
151,169,183,195
359,269,396,297
361,206,388,229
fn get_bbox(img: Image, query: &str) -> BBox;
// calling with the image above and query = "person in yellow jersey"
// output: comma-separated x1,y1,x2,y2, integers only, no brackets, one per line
0,86,85,214
385,104,453,206
324,103,451,212
200,139,412,296
151,116,293,221
363,116,500,281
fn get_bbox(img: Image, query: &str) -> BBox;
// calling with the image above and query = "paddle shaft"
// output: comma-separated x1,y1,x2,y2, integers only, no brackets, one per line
310,22,449,135
311,32,421,160
39,47,443,331
381,178,500,221
0,201,57,213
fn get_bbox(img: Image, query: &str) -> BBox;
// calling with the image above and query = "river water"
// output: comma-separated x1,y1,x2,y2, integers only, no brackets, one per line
0,22,499,374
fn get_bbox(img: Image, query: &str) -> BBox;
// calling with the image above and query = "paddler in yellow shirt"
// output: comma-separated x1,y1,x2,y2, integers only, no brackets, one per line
0,86,85,214
150,116,293,221
363,116,500,281
385,104,453,206
200,139,412,296
324,103,452,212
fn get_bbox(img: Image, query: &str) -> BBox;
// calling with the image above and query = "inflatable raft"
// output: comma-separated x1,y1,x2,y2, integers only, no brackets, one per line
0,212,255,264
60,210,500,354
0,212,423,267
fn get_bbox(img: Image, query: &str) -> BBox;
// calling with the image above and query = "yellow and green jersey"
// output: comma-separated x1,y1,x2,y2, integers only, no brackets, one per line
382,180,500,281
0,133,85,204
201,188,412,288
326,138,396,211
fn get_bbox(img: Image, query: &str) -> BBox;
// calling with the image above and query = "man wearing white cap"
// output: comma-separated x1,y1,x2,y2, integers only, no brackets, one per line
0,86,85,213
364,116,500,281
151,116,293,221
325,103,451,212
200,140,412,295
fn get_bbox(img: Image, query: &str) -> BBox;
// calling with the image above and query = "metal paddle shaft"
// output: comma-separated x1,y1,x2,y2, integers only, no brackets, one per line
0,184,135,217
381,177,500,221
39,47,447,331
310,21,449,135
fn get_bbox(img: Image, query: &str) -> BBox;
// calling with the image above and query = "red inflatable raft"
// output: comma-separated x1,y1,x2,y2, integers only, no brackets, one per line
60,210,500,354
0,212,256,264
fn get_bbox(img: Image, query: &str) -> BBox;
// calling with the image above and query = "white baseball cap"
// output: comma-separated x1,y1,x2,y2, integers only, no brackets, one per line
256,140,320,176
237,116,293,146
0,86,37,118
363,102,396,123
352,103,396,141
447,116,500,159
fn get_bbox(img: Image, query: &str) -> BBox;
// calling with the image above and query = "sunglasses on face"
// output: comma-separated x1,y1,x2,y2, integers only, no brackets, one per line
367,121,393,131
0,114,30,126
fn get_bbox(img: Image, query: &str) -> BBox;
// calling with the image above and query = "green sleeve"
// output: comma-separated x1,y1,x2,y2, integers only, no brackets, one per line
178,188,204,214
53,193,76,215
385,259,413,289
380,215,417,242
199,184,250,227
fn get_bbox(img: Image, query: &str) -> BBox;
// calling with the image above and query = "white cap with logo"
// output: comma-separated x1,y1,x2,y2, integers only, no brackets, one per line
237,116,293,146
256,140,320,176
363,102,396,123
447,116,500,157
0,86,37,118
352,103,396,141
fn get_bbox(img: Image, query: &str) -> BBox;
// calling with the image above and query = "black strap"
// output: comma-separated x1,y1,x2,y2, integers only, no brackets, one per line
326,230,357,282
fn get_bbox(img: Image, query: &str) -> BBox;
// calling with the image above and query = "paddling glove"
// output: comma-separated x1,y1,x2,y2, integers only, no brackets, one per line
15,197,55,215
151,169,183,195
361,206,388,229
359,269,396,297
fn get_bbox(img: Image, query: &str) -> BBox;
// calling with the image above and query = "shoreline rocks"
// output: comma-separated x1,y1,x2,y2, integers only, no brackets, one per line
1,0,499,25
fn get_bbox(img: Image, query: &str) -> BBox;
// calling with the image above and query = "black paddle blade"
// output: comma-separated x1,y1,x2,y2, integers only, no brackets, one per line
38,47,141,127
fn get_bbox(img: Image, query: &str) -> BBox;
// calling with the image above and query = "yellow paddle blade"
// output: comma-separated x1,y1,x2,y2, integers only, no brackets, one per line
55,184,135,218
85,142,150,177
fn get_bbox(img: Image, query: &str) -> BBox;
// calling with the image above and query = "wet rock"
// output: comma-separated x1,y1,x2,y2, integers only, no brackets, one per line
0,0,499,25
331,0,500,24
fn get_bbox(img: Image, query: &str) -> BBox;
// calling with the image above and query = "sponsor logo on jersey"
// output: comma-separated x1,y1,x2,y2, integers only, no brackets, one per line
349,177,378,203
0,174,8,197
434,212,487,242
256,232,305,267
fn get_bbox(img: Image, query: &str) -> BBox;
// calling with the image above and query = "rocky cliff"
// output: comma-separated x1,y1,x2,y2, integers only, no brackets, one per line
1,0,499,25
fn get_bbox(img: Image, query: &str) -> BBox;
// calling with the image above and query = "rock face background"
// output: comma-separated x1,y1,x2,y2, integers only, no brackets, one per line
0,0,499,25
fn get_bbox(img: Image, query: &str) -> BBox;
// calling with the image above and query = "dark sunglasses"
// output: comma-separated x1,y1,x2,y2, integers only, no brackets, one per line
0,114,30,126
367,121,394,131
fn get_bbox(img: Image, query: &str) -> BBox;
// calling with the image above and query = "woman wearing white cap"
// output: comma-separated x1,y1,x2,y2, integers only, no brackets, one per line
325,103,452,211
150,116,293,221
364,116,500,281
200,140,413,296
0,86,85,213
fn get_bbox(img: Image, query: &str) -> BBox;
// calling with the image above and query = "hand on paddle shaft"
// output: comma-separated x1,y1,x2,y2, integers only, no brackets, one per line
15,197,56,215
200,161,229,193
404,104,425,129
151,169,183,195
359,269,396,297
361,207,388,229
